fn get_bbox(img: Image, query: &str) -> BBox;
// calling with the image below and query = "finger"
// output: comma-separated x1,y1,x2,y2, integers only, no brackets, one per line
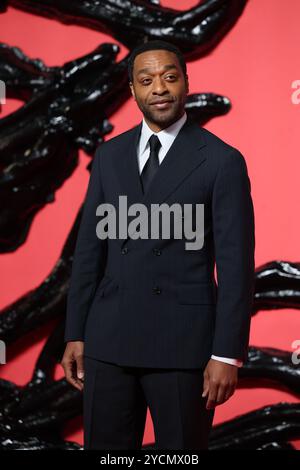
71,360,84,391
206,381,218,409
70,376,84,391
224,384,236,402
65,358,83,391
216,384,227,405
76,353,85,381
202,374,209,398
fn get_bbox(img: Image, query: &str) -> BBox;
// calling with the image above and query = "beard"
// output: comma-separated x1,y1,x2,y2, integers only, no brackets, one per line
136,97,186,128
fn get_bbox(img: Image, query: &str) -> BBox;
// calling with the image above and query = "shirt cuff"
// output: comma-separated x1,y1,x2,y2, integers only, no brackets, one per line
211,355,243,368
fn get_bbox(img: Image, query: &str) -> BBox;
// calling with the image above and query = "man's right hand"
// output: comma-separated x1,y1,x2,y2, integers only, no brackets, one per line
61,341,85,391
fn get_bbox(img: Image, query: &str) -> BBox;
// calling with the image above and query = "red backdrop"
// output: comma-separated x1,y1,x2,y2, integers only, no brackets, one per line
1,0,300,448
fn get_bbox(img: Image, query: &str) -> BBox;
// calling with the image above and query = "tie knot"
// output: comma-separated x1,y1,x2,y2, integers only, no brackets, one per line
148,134,161,154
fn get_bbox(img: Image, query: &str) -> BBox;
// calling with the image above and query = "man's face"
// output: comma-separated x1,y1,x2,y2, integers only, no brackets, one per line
129,49,189,132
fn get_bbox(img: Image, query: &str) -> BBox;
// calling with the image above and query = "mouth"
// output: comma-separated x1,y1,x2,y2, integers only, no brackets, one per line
150,100,173,110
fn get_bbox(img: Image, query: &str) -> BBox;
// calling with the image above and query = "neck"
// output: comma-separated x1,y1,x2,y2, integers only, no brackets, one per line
144,111,185,133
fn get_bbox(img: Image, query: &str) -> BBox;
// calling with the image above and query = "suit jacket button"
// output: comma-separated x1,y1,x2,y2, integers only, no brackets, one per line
121,247,129,254
153,248,161,256
153,286,161,294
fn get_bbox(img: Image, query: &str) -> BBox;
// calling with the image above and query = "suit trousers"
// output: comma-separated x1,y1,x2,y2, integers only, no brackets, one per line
83,355,215,450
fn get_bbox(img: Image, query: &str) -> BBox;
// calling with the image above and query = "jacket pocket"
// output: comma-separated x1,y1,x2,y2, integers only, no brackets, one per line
94,274,113,298
177,282,217,305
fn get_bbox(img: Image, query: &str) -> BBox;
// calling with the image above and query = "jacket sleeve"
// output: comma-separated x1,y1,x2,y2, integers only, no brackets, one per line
64,147,107,342
211,148,255,362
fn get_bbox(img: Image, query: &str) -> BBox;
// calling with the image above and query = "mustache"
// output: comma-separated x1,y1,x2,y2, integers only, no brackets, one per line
149,97,175,105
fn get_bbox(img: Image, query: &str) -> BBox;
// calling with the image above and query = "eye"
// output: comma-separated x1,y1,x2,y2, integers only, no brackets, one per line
165,75,176,80
141,78,151,85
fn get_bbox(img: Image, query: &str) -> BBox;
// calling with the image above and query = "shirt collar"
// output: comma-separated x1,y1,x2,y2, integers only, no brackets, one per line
139,111,187,154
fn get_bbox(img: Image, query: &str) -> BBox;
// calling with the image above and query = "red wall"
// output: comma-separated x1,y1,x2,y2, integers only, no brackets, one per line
1,0,300,448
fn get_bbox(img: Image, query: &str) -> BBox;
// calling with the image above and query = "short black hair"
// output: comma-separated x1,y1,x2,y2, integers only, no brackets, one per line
127,40,187,83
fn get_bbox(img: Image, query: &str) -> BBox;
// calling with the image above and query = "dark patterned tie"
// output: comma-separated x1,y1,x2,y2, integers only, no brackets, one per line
140,134,161,194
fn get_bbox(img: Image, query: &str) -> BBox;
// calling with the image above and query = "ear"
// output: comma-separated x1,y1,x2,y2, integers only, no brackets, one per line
185,75,189,94
129,82,136,101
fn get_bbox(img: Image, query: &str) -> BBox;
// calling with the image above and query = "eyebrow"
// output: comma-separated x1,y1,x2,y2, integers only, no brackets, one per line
136,64,178,76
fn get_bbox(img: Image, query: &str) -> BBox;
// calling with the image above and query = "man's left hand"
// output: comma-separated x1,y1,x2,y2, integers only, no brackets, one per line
202,358,238,410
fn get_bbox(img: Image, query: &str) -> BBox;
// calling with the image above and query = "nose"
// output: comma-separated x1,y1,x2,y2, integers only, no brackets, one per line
152,76,168,95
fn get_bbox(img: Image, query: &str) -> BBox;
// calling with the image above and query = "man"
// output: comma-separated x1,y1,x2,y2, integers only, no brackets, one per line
61,40,255,450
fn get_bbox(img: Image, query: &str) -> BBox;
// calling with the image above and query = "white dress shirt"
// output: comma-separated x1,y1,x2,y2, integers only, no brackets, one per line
136,111,243,368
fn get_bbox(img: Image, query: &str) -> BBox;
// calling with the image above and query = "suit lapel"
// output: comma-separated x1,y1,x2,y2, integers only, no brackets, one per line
113,116,207,247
